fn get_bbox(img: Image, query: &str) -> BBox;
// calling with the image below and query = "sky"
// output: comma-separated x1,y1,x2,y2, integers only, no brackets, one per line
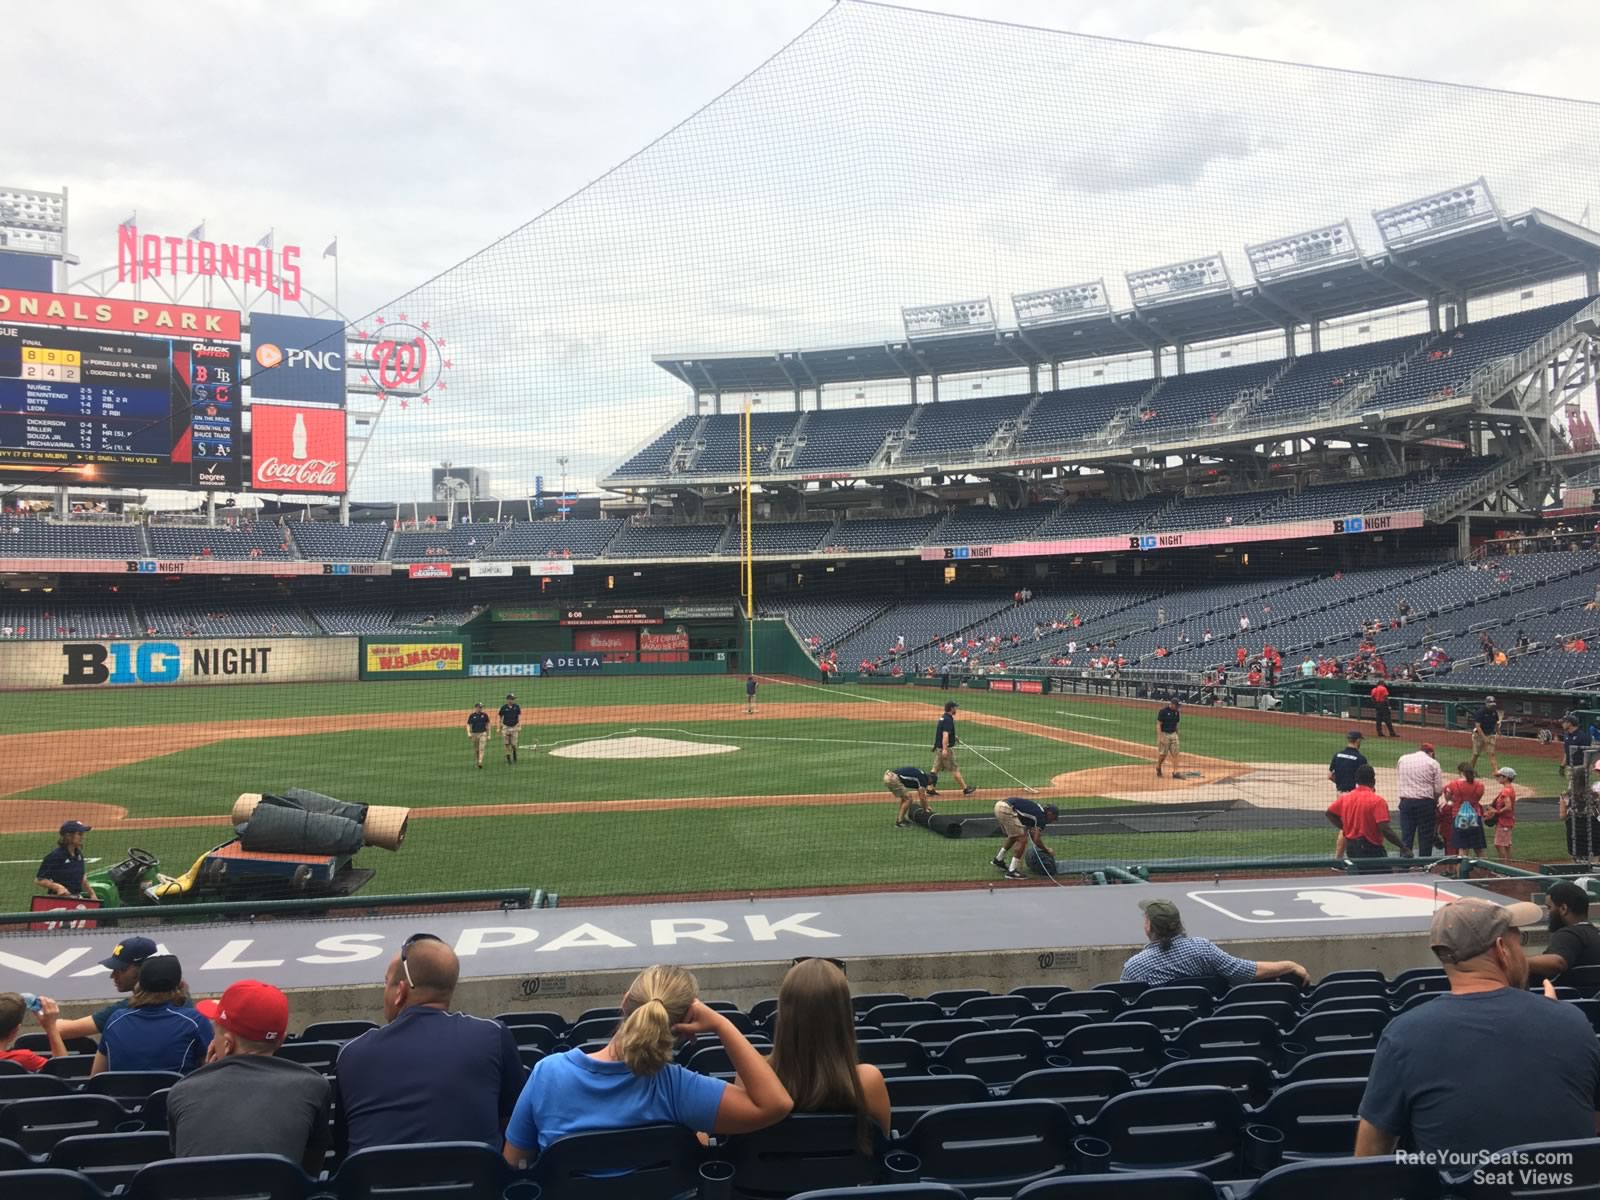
5,0,1599,502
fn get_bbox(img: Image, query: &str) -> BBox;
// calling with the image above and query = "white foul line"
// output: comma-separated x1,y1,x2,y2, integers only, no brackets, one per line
1053,710,1116,723
754,675,893,704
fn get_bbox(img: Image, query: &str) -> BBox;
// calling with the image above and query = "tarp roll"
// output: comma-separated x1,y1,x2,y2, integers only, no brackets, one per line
238,805,365,856
283,788,368,823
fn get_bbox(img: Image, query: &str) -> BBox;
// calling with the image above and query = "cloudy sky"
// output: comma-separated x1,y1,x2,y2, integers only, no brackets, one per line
7,0,1599,501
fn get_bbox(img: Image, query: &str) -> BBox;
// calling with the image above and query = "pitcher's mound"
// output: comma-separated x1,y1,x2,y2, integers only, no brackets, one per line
551,736,738,760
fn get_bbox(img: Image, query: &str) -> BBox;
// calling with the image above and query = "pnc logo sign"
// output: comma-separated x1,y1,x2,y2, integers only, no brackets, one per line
248,312,347,405
254,342,285,369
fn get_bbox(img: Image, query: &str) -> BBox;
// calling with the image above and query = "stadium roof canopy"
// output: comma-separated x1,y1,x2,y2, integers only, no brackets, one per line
654,205,1600,395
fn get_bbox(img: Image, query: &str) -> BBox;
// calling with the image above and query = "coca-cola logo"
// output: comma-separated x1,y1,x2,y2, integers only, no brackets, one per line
255,457,341,487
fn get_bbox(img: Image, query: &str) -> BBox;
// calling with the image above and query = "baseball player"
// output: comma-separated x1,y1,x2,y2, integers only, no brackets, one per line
990,797,1059,880
466,703,491,769
498,693,523,764
884,765,938,828
932,701,976,795
1154,696,1181,777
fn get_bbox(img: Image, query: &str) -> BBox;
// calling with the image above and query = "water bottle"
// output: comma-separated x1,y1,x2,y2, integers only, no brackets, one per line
19,993,42,1014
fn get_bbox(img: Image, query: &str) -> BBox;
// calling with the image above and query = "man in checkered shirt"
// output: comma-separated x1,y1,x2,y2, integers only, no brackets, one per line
1120,899,1310,986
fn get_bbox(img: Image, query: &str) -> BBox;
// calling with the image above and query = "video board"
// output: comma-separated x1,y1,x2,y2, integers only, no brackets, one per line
0,324,241,489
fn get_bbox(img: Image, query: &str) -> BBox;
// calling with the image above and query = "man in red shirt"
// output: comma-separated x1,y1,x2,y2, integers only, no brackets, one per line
1326,763,1404,870
1371,681,1395,738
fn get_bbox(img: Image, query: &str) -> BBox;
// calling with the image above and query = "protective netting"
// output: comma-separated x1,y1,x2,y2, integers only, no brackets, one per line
2,3,1599,913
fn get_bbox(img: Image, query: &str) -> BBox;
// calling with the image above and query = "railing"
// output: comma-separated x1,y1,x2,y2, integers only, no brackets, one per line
1475,296,1600,402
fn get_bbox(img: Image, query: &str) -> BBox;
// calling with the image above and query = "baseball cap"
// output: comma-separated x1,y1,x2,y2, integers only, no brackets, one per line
1346,729,1364,740
135,954,183,992
944,701,959,712
1485,695,1498,705
1138,897,1183,935
196,979,289,1043
1546,880,1591,915
1495,766,1517,780
505,693,516,700
1429,898,1543,963
99,936,159,970
59,820,92,834
1419,742,1436,754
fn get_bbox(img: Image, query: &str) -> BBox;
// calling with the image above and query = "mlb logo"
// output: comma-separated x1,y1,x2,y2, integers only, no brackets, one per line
1186,881,1461,924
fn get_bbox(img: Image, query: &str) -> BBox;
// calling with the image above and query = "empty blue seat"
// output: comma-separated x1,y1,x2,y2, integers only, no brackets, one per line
274,1040,341,1072
1212,1001,1297,1028
504,1023,559,1053
1147,1056,1274,1106
0,1095,128,1156
749,999,779,1027
333,1141,509,1199
0,1073,73,1102
1277,1050,1374,1085
900,1020,988,1051
1133,986,1214,1016
926,989,991,1014
1252,1078,1365,1160
855,1039,929,1078
1286,1010,1389,1056
1244,1154,1443,1200
1057,1022,1168,1076
1043,992,1122,1020
1316,970,1388,986
1114,1006,1196,1037
0,1136,30,1171
1172,1015,1280,1062
852,994,911,1018
939,1030,1049,1087
82,1071,183,1110
534,1124,705,1200
884,1074,989,1132
1008,1013,1093,1044
299,1020,379,1043
0,1170,107,1200
566,1017,621,1045
1010,987,1073,1008
574,1006,622,1025
900,1099,1076,1196
684,1044,739,1083
1305,995,1392,1016
42,1056,96,1081
1079,1085,1246,1178
721,1113,883,1199
1222,982,1304,1007
494,1011,568,1035
790,1186,965,1200
50,1131,172,1194
1014,1171,1219,1198
1388,976,1448,1004
126,1154,314,1199
953,995,1035,1027
1093,982,1149,1003
1006,1066,1133,1119
865,1002,946,1037
1395,992,1442,1015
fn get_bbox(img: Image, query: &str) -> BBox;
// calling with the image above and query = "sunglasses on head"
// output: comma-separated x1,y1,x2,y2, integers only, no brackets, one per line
401,933,443,988
793,956,847,976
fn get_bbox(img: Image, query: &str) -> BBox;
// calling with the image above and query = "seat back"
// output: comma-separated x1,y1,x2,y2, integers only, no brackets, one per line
493,1010,568,1035
903,1099,1075,1191
574,1007,622,1025
299,1020,379,1043
1083,1085,1246,1174
505,1023,559,1053
1315,970,1387,986
1212,1000,1297,1027
1246,1154,1443,1200
940,1030,1048,1087
684,1044,738,1083
1133,986,1213,1015
1559,964,1600,995
1058,1022,1165,1075
1042,992,1121,1019
884,1075,988,1131
0,1135,32,1171
1395,992,1441,1016
1113,1006,1195,1037
1174,1015,1280,1061
82,1072,184,1109
333,1141,509,1199
1005,1066,1133,1120
126,1153,313,1199
534,1123,704,1200
1469,1138,1600,1198
925,989,990,1014
1279,1049,1374,1084
1287,1008,1389,1055
1092,982,1149,1003
1010,986,1073,1008
0,1095,128,1156
952,996,1035,1026
274,1041,342,1073
0,1169,108,1200
49,1131,172,1194
721,1113,880,1199
1221,981,1303,1007
850,993,910,1018
1012,1170,1220,1198
1255,1078,1366,1157
1306,994,1392,1015
567,1017,621,1045
854,1039,928,1077
42,1056,96,1081
0,1073,73,1102
748,998,779,1027
1008,1013,1093,1045
863,1002,945,1036
900,1019,987,1051
1388,975,1448,1004
1147,1056,1274,1105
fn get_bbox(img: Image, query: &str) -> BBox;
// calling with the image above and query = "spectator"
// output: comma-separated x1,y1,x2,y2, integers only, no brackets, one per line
0,992,66,1069
54,936,165,1041
94,955,210,1074
1487,766,1519,864
336,935,522,1153
167,981,331,1172
1326,763,1403,865
1395,743,1445,858
1356,898,1597,1158
767,958,890,1150
1527,881,1600,981
503,965,792,1163
1440,763,1487,876
1120,899,1309,986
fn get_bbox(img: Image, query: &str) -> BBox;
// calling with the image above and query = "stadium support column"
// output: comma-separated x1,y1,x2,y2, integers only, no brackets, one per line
339,494,349,525
54,486,69,519
205,491,216,526
1456,516,1471,560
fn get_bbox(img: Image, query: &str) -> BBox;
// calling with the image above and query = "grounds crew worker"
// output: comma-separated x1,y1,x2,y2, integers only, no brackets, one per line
35,820,93,899
932,701,976,795
990,797,1058,880
498,693,522,765
1155,697,1181,777
467,703,491,769
884,765,938,828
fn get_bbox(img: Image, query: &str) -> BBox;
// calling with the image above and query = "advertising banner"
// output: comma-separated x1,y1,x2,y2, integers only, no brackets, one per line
640,629,689,663
0,637,358,690
493,607,561,623
530,561,576,576
559,606,664,626
575,629,638,662
0,287,241,340
540,654,603,673
248,312,347,405
663,602,736,619
469,663,543,677
407,562,453,579
363,640,466,675
989,679,1015,692
250,403,347,493
322,563,389,577
468,562,513,577
29,896,102,932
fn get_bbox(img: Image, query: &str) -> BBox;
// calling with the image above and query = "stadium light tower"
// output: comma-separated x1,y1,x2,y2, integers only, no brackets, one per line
0,185,73,262
1374,178,1501,248
558,457,569,520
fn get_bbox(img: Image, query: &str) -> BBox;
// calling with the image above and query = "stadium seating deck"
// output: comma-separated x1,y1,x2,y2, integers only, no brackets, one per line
147,524,296,561
0,519,145,559
287,521,390,561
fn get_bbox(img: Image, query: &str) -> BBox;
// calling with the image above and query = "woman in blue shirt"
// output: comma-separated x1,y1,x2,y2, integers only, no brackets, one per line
93,955,211,1075
502,964,791,1163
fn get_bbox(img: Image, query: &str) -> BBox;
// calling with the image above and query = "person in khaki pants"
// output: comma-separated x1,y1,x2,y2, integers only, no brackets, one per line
1155,697,1181,777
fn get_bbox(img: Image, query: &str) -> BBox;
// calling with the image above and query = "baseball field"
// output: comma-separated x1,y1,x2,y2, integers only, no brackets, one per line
0,674,1570,905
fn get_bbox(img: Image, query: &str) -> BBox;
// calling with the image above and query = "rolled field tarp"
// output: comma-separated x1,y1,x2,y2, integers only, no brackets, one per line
283,788,368,823
362,805,410,852
237,804,365,856
232,793,264,824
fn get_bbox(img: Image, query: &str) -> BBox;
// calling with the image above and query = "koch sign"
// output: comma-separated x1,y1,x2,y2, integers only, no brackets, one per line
249,313,347,405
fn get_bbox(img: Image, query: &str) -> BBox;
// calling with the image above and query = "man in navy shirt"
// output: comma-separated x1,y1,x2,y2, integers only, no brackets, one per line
497,694,522,765
990,797,1058,880
1559,713,1597,858
1155,698,1181,777
467,703,491,769
745,675,758,715
932,702,975,795
883,765,937,828
1328,730,1367,793
335,935,523,1155
1469,695,1501,775
34,820,93,898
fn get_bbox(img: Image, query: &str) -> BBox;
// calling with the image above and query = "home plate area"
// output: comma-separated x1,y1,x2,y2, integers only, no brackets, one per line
548,735,739,760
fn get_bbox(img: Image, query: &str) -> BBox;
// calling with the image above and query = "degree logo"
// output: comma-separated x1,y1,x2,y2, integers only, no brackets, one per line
254,342,284,369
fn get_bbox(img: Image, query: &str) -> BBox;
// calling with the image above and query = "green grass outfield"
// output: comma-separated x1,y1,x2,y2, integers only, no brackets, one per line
0,676,1570,902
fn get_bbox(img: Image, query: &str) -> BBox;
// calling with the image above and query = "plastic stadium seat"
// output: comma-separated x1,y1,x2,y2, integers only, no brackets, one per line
1147,1056,1275,1106
1305,980,1389,1005
1566,999,1600,1035
951,995,1035,1027
852,994,911,1018
0,1060,24,1077
495,1010,568,1035
790,1187,965,1200
900,1020,988,1052
299,1020,379,1043
1113,1006,1196,1037
1013,1172,1219,1199
505,1023,559,1053
0,1073,73,1102
1010,986,1073,1008
1056,1022,1168,1076
1093,982,1149,1003
0,1094,129,1156
1008,1013,1094,1045
534,1124,706,1200
82,1071,183,1110
899,1099,1076,1196
1305,995,1392,1016
0,1170,108,1200
853,1027,885,1043
1388,975,1449,1005
567,1017,621,1044
1469,1138,1600,1198
684,1044,740,1083
1316,970,1388,986
720,1113,882,1199
1042,992,1122,1020
13,1035,100,1057
1251,1078,1365,1160
50,1131,172,1193
1395,992,1442,1016
1172,1016,1280,1062
1244,1154,1443,1200
333,1141,510,1199
938,1030,1049,1088
1286,1010,1389,1056
42,1056,96,1081
274,1041,342,1074
518,1047,544,1074
884,1074,988,1131
925,990,991,1014
865,1002,946,1037
1005,1066,1133,1120
126,1154,314,1199
575,1006,622,1024
748,998,779,1027
140,1090,169,1132
1078,1085,1247,1177
1277,1050,1374,1085
1212,1000,1297,1028
1388,967,1446,991
1558,964,1600,995
854,1039,929,1078
1222,982,1304,1007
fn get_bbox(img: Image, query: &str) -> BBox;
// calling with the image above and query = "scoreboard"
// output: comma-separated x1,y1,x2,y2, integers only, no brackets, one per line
0,325,242,489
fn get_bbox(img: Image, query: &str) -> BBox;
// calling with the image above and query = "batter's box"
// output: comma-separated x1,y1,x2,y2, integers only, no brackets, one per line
1186,881,1467,924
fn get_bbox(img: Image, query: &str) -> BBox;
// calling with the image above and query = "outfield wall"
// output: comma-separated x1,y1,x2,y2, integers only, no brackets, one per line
0,637,359,690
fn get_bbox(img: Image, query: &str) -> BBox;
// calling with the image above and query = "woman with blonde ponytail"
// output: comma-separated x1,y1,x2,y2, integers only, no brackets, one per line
503,964,792,1165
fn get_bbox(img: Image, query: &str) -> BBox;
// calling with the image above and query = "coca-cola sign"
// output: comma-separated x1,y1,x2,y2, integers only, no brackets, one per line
250,404,346,494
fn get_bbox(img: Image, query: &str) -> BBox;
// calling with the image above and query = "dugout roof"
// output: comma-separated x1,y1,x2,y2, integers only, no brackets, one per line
654,207,1600,394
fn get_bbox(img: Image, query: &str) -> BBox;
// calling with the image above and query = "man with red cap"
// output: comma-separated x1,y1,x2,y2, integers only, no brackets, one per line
166,980,331,1171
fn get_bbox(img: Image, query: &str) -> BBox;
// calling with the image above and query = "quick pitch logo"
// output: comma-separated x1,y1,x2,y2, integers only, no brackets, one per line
60,642,274,686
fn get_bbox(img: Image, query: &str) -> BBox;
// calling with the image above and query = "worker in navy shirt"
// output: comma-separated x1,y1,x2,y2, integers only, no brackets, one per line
467,703,491,769
35,820,93,899
883,765,938,827
335,935,523,1154
932,702,975,795
990,797,1058,880
1155,698,1181,777
1328,730,1368,793
1559,713,1597,858
1469,695,1501,775
497,694,522,765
